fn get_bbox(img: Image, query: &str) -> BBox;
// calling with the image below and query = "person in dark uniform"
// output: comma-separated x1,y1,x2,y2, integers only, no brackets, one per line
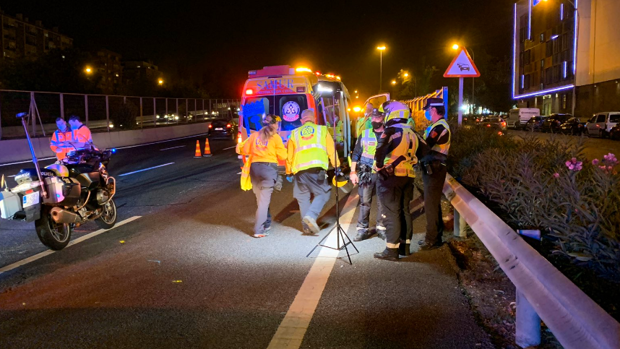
349,108,386,241
419,98,451,250
373,101,418,261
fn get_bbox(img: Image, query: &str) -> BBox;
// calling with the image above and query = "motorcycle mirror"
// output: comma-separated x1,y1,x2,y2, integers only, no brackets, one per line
16,112,28,118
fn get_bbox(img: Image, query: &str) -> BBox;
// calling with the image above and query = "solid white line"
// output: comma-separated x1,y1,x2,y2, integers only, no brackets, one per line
267,193,359,349
118,162,175,177
159,145,186,151
0,216,142,275
223,145,237,150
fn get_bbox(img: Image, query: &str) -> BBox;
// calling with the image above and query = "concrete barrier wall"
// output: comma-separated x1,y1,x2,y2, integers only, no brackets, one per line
0,123,208,164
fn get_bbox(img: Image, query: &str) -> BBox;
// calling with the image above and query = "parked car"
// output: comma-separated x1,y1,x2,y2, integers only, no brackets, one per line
478,116,507,134
541,114,572,133
524,115,548,131
585,112,620,138
208,119,238,140
507,108,540,130
559,117,586,135
610,124,620,140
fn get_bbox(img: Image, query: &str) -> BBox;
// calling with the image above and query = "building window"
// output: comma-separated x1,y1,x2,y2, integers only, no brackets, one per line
562,94,567,109
540,32,545,42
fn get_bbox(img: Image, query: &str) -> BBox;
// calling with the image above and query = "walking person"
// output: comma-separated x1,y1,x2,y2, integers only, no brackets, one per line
373,101,418,260
419,98,451,250
286,109,339,235
237,115,287,238
349,108,386,241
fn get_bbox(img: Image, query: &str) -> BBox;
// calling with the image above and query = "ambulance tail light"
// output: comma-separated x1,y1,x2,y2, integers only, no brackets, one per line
227,124,231,128
245,89,254,95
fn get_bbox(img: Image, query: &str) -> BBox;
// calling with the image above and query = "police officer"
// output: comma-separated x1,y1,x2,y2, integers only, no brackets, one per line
349,108,385,241
373,101,418,261
286,109,339,235
419,98,451,250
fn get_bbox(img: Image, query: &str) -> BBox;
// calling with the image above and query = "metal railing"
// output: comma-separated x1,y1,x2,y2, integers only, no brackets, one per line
444,174,620,349
401,87,448,132
0,89,241,140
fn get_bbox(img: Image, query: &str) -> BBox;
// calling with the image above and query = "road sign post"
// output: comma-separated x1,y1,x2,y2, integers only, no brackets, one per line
444,48,480,125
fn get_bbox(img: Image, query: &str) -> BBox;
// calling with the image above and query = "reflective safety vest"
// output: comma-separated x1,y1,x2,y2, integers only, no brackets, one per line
328,120,344,143
384,124,418,178
290,123,329,174
360,129,378,167
423,119,451,155
50,129,72,161
356,115,372,138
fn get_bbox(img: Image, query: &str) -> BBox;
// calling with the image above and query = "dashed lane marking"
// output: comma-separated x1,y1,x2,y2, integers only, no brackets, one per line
159,145,186,151
118,162,175,177
223,145,237,150
0,216,142,275
267,193,359,349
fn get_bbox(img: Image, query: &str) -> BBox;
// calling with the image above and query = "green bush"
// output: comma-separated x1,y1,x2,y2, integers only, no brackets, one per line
449,127,620,282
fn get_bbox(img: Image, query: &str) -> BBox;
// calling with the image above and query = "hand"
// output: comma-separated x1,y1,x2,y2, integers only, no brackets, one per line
349,172,359,185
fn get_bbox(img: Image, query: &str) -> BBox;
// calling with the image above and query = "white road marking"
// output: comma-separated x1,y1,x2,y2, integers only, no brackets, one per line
0,157,57,167
223,145,237,150
118,162,175,177
159,145,186,151
267,193,359,349
237,171,242,175
0,216,141,275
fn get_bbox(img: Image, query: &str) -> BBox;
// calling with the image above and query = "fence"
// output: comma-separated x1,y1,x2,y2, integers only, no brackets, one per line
444,174,620,349
0,89,241,140
401,87,449,132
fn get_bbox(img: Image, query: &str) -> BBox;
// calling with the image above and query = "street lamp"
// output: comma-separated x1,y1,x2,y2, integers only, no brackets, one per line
377,46,386,92
391,80,396,85
158,79,164,86
84,66,93,75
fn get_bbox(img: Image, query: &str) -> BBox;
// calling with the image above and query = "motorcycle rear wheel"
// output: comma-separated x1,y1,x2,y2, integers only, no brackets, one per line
95,198,117,229
35,206,72,250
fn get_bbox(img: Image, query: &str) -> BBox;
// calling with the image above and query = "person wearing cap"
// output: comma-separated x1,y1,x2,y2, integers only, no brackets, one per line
286,109,339,235
349,108,386,241
419,98,451,251
237,114,287,238
373,101,419,261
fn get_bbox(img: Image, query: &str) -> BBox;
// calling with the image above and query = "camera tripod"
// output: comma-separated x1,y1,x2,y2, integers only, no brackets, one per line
306,170,358,265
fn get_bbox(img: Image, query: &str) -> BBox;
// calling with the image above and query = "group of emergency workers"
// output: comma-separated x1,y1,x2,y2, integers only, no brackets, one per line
237,97,451,261
50,115,94,161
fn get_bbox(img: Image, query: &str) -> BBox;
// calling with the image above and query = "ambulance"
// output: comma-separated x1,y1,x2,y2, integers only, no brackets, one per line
238,65,353,154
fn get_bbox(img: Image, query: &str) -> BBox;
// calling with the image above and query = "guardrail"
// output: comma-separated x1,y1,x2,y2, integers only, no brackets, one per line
443,174,620,349
0,89,240,139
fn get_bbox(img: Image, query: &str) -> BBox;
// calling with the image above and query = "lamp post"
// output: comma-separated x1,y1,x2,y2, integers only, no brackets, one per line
377,46,386,92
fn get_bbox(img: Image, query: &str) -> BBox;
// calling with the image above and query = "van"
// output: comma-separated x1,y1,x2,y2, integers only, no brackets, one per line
507,108,540,129
585,112,620,138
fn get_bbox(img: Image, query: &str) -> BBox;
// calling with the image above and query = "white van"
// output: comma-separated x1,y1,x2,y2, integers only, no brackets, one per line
585,112,620,138
507,108,540,129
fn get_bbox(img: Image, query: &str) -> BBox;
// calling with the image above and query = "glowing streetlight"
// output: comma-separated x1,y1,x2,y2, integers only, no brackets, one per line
403,72,409,78
376,45,386,92
452,44,460,50
391,80,396,85
84,66,93,74
354,90,358,94
158,79,164,85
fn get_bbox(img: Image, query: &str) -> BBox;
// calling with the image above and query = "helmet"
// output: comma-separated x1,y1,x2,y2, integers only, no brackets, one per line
380,101,410,125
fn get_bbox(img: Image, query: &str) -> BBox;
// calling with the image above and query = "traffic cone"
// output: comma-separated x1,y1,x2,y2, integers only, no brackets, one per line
203,138,212,157
194,140,202,158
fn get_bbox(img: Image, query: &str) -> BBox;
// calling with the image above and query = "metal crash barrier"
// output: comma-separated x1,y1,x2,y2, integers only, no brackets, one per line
443,173,620,349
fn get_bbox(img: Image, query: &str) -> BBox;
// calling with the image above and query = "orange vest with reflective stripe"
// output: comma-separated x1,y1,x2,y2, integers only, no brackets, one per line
50,130,72,160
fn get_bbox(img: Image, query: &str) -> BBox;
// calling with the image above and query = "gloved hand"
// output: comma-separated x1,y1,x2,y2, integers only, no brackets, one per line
286,174,294,183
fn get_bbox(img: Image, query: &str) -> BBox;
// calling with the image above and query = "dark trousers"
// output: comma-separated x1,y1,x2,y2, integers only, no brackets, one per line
357,173,383,230
377,175,414,247
422,162,447,245
250,162,277,234
293,169,331,228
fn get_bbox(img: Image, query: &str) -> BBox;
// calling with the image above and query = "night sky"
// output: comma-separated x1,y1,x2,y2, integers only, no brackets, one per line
2,0,514,99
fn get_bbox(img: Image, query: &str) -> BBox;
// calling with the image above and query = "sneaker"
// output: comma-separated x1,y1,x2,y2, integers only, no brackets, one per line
302,216,320,234
353,230,368,242
252,233,266,238
373,248,399,261
263,225,272,236
302,227,317,236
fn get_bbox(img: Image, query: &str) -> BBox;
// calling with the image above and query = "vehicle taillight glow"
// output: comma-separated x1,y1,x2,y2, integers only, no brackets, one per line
501,121,507,127
486,124,491,127
209,124,213,129
227,124,231,128
245,89,254,95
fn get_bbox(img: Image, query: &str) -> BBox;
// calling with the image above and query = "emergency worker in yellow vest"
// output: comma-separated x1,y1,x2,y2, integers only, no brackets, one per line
419,98,451,251
286,109,339,235
373,101,418,261
349,108,385,241
356,103,374,139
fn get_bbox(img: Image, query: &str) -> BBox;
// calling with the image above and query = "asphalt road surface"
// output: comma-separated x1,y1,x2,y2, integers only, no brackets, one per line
0,135,493,349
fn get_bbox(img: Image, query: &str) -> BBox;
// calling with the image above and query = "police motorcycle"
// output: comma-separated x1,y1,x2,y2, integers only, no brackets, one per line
0,112,117,250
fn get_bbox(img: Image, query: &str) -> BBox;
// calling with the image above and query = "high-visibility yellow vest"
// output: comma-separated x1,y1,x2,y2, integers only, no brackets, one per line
356,116,372,138
328,120,344,143
385,124,417,178
360,129,377,167
423,119,451,155
290,123,329,174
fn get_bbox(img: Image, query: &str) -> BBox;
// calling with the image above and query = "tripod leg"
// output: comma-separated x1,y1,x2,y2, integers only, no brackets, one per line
306,231,331,258
337,227,353,265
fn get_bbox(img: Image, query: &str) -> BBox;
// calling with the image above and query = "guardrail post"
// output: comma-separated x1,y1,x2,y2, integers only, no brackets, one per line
60,93,65,119
516,290,541,348
105,95,110,132
165,98,168,116
139,97,143,129
453,209,467,238
176,99,179,120
153,98,157,126
84,94,89,124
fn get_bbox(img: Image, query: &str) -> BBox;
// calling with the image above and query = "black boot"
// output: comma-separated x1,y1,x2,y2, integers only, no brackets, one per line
376,229,386,241
353,230,367,242
373,248,399,261
398,241,411,256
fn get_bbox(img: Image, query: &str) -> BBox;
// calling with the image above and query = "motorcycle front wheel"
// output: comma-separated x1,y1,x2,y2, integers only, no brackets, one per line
95,198,117,229
35,206,72,250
